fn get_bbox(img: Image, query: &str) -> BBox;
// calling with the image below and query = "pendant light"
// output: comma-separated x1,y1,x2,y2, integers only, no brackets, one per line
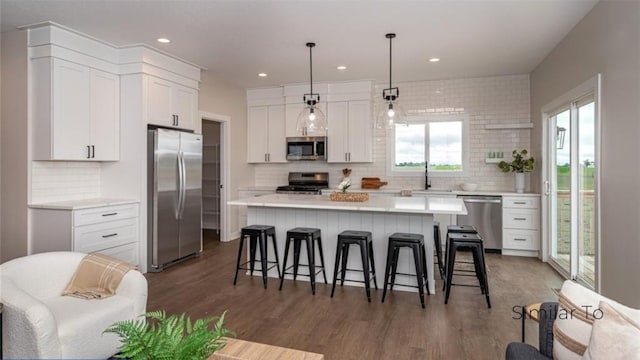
376,33,407,129
296,42,327,136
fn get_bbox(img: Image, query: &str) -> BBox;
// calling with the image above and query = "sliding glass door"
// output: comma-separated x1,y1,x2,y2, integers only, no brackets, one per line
544,78,599,290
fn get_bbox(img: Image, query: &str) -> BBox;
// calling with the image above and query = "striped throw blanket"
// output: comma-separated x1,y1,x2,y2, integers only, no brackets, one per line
63,253,137,299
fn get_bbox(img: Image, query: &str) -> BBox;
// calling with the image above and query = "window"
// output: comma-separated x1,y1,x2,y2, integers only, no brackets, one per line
391,115,468,176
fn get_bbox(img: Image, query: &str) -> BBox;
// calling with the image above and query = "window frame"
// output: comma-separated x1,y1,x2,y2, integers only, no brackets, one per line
386,113,469,178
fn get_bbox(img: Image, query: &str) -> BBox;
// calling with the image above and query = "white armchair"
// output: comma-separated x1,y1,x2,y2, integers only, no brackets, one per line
0,251,148,359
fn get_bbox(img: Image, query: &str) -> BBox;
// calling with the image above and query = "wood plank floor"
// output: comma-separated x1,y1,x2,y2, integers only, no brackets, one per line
145,234,563,360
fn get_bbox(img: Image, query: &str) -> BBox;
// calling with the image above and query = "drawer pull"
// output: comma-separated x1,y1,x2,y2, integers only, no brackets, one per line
514,238,527,241
102,212,118,217
514,201,526,204
513,217,527,221
102,233,118,238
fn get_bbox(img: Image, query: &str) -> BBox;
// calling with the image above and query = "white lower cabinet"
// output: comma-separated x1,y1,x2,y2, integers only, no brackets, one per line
502,195,540,256
31,203,140,265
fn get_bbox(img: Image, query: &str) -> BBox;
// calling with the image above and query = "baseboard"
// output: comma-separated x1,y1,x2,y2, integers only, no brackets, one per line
502,249,539,257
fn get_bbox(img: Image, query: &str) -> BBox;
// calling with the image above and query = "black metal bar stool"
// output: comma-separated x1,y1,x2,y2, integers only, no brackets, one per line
279,227,328,295
233,225,281,289
444,232,491,308
433,222,445,280
381,232,429,308
443,224,479,290
331,230,378,302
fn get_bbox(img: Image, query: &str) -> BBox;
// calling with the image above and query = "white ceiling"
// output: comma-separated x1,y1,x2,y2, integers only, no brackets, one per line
1,0,598,89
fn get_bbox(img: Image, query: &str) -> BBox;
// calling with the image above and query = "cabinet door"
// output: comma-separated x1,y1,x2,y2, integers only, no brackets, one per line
172,84,197,131
147,77,174,127
52,58,91,160
267,105,287,162
346,100,373,162
327,101,349,162
247,106,269,163
90,69,120,161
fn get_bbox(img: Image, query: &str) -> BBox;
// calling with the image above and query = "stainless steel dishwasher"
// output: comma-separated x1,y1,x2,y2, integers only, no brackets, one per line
456,195,502,252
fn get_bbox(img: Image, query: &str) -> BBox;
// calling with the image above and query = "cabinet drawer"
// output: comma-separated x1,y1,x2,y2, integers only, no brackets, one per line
503,209,539,229
74,218,137,253
503,197,539,209
95,243,138,266
74,204,138,226
503,229,540,251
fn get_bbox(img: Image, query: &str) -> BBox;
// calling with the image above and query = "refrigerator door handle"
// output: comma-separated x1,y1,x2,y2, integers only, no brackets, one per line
175,153,183,219
178,151,187,219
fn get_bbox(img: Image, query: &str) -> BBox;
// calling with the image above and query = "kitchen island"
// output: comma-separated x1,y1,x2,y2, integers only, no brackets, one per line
228,194,467,294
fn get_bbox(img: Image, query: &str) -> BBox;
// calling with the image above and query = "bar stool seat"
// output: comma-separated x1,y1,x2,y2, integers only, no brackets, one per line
381,232,429,308
233,225,281,289
279,227,327,295
444,232,491,308
331,230,378,302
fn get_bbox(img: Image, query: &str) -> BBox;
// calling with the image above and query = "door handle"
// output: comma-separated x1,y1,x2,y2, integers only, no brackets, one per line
348,152,351,161
87,145,91,159
462,199,502,204
514,201,526,205
102,233,118,238
179,152,187,219
176,115,179,126
544,180,550,196
101,212,118,217
91,145,95,159
513,238,527,241
513,217,527,221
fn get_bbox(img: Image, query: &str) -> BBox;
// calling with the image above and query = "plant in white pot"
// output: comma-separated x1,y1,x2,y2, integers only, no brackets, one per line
498,149,534,193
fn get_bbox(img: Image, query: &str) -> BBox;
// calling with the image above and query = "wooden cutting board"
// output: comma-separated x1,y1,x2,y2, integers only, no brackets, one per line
361,177,388,189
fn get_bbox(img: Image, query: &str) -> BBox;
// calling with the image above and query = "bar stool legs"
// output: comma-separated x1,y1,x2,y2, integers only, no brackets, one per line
233,225,280,289
331,231,377,302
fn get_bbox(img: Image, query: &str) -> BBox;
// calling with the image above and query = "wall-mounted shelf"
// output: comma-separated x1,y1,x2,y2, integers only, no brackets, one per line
485,158,505,164
485,123,533,130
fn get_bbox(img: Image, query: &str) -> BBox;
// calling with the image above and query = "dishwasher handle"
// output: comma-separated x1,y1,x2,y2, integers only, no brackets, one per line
462,198,502,204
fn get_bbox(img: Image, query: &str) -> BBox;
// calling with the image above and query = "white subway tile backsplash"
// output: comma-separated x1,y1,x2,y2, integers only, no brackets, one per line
255,74,530,192
31,162,101,203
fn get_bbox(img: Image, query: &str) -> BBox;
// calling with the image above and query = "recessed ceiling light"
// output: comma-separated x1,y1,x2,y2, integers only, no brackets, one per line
429,58,440,63
157,38,171,44
258,73,268,77
337,65,347,70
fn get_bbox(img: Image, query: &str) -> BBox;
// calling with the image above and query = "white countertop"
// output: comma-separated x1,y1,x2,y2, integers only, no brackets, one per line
29,198,139,210
228,193,467,215
238,186,540,197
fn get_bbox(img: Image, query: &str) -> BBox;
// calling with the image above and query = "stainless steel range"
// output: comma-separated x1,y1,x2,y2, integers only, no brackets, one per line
276,172,329,195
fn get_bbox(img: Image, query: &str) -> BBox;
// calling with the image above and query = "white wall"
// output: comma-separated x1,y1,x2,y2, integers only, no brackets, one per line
1,29,28,262
198,70,252,238
530,1,640,307
255,74,531,192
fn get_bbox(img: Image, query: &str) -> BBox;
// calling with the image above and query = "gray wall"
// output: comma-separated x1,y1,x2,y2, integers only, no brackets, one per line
531,1,640,307
1,29,29,262
198,70,252,238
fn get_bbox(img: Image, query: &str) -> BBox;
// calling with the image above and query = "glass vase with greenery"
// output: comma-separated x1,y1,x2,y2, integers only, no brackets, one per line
498,149,534,173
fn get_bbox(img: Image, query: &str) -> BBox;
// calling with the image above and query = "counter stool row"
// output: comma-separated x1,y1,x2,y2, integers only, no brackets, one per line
233,224,446,308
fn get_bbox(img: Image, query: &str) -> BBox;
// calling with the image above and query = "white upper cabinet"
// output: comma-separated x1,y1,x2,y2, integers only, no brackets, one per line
326,81,373,163
147,76,198,131
32,58,119,161
327,100,372,163
247,105,286,163
246,88,286,163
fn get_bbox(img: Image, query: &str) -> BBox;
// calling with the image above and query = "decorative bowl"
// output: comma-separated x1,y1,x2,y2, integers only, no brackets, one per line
460,183,478,191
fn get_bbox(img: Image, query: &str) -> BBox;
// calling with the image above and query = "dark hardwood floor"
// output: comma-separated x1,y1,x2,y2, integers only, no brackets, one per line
145,233,563,360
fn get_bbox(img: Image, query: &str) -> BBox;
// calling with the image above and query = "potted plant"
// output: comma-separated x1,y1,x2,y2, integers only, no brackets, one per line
105,310,234,360
498,149,534,193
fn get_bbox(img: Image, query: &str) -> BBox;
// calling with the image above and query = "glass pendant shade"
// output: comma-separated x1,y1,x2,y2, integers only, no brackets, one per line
376,99,407,129
296,102,327,135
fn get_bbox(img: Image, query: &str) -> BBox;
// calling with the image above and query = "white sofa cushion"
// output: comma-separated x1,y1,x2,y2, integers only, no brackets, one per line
553,280,640,360
43,295,136,359
581,301,640,360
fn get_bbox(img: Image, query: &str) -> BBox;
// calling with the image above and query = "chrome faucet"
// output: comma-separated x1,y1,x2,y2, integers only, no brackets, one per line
425,163,431,190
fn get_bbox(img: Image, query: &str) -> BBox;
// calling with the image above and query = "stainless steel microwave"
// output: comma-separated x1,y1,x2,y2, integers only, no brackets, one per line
286,136,326,160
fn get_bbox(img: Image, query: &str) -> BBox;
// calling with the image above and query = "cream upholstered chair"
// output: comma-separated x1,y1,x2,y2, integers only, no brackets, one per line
0,251,147,359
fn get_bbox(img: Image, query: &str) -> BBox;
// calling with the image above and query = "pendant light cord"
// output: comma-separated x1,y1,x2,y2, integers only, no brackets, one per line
309,44,313,96
389,35,392,90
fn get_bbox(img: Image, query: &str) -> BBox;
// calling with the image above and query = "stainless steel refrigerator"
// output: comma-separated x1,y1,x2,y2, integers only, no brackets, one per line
147,128,202,272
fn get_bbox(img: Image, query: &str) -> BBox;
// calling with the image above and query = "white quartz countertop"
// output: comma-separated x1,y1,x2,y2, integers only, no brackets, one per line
29,198,139,210
228,193,467,215
237,186,540,197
